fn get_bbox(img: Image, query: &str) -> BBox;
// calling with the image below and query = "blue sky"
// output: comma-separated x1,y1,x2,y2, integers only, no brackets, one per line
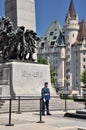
0,0,86,36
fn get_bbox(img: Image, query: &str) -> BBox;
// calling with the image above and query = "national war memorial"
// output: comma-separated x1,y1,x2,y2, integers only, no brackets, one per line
0,2,55,96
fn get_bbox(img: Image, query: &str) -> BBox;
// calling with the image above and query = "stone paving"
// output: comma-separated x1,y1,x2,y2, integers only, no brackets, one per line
0,111,86,130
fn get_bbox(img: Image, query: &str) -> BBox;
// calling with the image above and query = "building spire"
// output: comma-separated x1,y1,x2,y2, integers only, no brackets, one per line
68,0,76,20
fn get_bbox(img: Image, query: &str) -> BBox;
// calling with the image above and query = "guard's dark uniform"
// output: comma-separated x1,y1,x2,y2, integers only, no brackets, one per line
41,87,50,115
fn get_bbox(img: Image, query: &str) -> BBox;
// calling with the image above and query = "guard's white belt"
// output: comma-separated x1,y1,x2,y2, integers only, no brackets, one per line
44,93,49,95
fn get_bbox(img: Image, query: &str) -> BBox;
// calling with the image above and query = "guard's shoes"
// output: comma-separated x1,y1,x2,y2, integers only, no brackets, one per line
42,113,45,116
47,113,52,115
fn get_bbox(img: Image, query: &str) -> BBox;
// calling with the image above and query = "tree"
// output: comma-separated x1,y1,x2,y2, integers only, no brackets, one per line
50,68,58,93
50,68,57,84
38,57,58,92
81,69,86,88
38,57,58,84
38,57,48,65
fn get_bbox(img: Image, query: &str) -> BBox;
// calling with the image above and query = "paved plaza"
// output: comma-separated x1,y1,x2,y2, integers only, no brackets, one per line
0,111,86,130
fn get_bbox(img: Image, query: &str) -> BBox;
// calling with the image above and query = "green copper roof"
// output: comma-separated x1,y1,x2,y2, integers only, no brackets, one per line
41,20,63,45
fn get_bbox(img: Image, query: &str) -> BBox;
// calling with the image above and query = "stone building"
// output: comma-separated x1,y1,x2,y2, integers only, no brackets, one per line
38,20,66,87
38,0,86,94
64,0,86,93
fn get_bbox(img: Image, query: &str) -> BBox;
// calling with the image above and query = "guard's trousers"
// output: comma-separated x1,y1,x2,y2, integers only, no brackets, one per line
42,99,49,114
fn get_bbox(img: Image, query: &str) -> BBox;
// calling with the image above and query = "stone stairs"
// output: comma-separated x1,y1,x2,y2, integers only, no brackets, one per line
0,97,85,113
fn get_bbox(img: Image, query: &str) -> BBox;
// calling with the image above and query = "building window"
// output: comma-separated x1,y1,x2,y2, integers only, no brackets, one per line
68,55,70,58
56,60,58,63
83,58,85,62
83,52,85,55
76,59,78,62
50,41,55,47
55,47,57,50
76,52,77,56
54,29,57,31
83,65,86,69
41,42,45,48
44,37,47,41
53,67,55,70
68,20,70,24
67,75,70,79
50,32,54,35
53,36,57,39
48,48,49,51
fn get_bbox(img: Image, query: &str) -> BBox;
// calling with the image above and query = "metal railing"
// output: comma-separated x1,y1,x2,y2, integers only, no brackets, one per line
0,95,85,126
0,95,85,111
0,95,85,112
0,96,44,126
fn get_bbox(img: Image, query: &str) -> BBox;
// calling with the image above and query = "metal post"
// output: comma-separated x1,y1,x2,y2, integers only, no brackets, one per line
6,99,14,126
37,98,44,123
84,96,86,109
84,102,86,109
64,98,67,111
16,96,21,114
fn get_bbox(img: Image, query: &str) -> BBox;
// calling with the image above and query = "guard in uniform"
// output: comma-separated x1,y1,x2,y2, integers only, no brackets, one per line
41,82,51,115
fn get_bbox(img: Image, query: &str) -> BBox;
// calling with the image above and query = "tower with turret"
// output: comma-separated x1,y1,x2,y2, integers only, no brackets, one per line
64,0,79,44
64,0,79,91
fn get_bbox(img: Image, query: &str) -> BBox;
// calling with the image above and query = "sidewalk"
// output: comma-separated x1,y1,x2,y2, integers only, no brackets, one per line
0,111,86,130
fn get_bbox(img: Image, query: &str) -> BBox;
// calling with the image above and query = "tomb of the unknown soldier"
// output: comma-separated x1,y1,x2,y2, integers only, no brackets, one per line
0,61,55,96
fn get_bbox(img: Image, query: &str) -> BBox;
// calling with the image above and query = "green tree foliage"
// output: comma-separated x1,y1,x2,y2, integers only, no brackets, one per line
38,57,48,65
50,68,58,93
50,68,57,84
81,69,86,88
38,57,58,92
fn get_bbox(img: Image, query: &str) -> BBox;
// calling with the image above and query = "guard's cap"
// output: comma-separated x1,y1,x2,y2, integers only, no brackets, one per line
44,82,48,85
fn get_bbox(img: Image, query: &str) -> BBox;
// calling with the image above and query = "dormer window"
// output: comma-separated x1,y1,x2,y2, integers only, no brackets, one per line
41,42,45,49
50,41,55,48
50,32,54,35
54,29,57,31
68,20,70,24
53,36,57,39
44,37,47,41
82,37,86,41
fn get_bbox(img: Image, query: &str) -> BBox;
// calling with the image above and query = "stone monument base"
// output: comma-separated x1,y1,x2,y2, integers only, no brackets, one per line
0,61,56,97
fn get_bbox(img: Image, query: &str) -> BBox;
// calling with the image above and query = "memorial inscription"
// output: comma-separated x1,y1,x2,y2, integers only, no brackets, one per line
21,71,43,78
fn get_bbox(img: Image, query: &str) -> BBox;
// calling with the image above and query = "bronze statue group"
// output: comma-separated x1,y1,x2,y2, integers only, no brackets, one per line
0,16,40,61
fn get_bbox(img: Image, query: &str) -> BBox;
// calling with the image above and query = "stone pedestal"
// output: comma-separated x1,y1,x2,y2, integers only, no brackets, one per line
0,61,55,96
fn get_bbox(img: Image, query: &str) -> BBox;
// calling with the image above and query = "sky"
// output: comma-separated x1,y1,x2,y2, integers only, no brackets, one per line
0,0,86,36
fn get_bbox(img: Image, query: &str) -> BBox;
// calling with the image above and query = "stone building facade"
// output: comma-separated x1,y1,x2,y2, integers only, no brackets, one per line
38,0,86,94
38,20,65,87
64,0,86,93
